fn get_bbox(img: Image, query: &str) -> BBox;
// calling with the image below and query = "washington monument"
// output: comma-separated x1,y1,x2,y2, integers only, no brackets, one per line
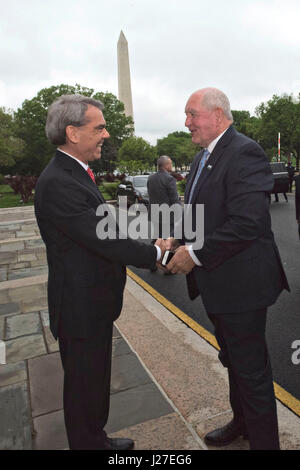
117,31,134,120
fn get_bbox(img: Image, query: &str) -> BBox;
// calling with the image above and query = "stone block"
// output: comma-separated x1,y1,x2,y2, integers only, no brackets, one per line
0,361,27,387
33,410,67,450
112,337,131,358
0,251,18,265
0,267,7,281
16,231,36,238
8,266,48,281
0,382,32,449
18,254,37,262
28,352,63,417
5,312,42,339
0,241,25,252
0,302,21,317
6,334,46,363
106,382,173,434
22,297,48,313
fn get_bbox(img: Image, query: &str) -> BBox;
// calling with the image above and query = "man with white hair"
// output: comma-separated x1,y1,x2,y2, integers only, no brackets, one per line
165,87,289,449
34,94,165,450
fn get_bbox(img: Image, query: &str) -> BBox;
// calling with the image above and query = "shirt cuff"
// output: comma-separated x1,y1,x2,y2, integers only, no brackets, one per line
186,245,202,266
155,245,161,261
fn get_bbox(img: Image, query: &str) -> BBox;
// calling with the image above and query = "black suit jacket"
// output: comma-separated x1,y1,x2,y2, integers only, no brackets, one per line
34,150,157,339
147,170,181,238
147,170,180,206
184,126,289,314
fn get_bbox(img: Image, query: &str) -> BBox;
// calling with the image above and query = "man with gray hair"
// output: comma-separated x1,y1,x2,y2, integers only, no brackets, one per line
165,87,289,449
147,155,181,271
34,94,165,450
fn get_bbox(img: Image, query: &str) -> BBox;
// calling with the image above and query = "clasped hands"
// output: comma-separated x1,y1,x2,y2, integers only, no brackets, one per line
154,238,196,274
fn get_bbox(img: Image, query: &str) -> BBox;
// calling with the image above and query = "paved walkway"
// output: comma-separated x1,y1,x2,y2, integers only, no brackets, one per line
0,206,299,450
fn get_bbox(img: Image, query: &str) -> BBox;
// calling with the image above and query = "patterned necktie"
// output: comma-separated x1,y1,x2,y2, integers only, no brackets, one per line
188,149,210,203
87,167,96,183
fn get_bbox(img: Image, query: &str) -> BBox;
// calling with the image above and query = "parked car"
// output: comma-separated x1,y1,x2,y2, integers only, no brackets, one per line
269,162,289,194
116,175,149,207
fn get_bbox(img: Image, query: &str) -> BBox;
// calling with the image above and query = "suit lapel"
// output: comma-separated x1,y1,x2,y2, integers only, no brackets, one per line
187,126,236,204
54,150,106,204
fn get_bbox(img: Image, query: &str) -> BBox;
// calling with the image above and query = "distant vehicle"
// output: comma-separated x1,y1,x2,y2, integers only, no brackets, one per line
116,175,149,207
270,162,289,194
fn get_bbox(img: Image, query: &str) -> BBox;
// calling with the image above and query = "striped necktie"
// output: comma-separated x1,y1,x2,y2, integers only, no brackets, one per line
87,167,96,183
188,149,210,203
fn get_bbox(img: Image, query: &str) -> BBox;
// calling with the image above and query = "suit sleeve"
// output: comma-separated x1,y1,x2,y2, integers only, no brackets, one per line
166,176,181,205
40,178,157,269
193,143,274,271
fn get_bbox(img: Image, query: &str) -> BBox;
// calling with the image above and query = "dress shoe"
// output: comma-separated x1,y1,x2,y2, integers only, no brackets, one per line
204,419,248,447
150,266,158,272
103,437,134,450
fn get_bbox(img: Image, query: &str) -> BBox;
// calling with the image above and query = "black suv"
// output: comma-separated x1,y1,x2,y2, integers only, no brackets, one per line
116,175,149,207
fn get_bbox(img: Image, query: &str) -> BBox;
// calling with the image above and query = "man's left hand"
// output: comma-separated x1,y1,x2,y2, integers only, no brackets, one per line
166,245,196,274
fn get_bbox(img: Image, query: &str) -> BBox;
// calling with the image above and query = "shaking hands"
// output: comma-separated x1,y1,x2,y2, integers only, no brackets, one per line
154,238,196,275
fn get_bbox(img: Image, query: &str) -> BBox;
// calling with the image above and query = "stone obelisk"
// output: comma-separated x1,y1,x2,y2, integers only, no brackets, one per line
117,31,134,120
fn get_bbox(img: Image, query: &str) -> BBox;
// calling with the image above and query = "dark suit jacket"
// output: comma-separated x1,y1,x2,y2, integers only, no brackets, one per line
295,174,300,221
184,126,290,314
34,150,157,339
147,170,180,206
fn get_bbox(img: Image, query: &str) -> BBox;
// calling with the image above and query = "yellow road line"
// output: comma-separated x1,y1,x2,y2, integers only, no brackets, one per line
127,268,300,418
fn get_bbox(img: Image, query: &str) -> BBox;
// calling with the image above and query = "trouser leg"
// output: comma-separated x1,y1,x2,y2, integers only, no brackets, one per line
58,323,113,450
208,309,280,450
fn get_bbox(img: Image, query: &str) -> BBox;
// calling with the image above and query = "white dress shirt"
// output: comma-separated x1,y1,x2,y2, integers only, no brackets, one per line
57,148,162,262
187,128,229,266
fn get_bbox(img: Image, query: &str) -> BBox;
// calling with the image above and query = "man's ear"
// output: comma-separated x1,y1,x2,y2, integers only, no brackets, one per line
65,125,80,144
215,108,223,125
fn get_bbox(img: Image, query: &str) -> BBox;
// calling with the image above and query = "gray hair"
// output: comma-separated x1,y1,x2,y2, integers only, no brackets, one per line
45,94,104,145
201,88,233,121
157,155,171,169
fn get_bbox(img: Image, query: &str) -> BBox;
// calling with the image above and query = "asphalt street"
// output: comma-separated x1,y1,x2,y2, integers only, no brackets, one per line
120,193,300,403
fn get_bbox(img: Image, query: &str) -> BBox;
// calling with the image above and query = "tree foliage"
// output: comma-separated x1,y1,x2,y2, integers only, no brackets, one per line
117,136,156,166
13,84,134,175
156,131,198,169
0,107,25,169
254,93,300,168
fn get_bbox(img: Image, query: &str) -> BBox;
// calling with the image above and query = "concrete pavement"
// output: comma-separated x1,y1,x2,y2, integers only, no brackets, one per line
0,205,299,450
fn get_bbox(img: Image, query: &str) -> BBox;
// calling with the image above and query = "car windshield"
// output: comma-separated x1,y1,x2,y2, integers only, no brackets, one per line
133,177,148,187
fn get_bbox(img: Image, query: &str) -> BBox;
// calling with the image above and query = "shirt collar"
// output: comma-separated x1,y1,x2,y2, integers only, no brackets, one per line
58,148,89,171
207,127,229,155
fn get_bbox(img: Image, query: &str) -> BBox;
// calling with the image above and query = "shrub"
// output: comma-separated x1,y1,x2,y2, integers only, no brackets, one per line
104,182,119,200
177,179,187,195
4,175,38,203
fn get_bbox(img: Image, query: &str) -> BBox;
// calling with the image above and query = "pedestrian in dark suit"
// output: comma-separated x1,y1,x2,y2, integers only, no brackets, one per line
295,174,300,239
287,162,295,192
147,155,181,237
165,88,290,450
34,94,165,450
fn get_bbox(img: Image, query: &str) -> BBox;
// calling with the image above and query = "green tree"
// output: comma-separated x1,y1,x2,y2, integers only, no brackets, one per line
118,136,156,166
14,84,134,175
156,131,198,170
0,107,25,171
255,93,300,168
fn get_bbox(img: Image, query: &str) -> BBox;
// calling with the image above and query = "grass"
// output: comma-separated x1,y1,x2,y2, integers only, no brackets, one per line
0,185,34,209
